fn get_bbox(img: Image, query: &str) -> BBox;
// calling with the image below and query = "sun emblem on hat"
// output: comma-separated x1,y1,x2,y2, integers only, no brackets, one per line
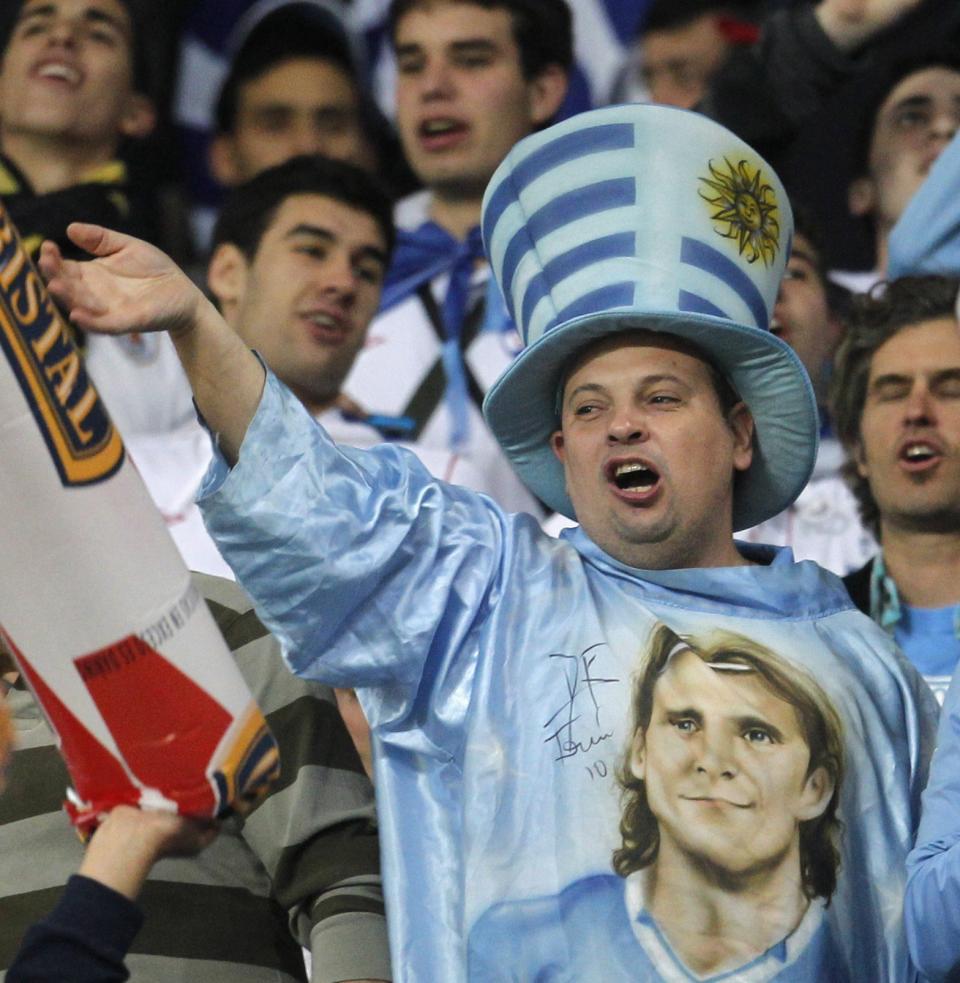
699,157,780,266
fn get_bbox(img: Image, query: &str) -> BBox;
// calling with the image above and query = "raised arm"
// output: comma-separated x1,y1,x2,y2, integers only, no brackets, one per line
39,224,264,464
814,0,926,51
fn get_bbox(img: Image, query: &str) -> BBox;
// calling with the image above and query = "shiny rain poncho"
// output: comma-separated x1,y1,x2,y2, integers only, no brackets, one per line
200,372,937,983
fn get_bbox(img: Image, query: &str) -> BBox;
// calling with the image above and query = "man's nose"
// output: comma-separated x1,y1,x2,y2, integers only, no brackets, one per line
606,406,646,443
420,58,455,99
323,254,357,298
931,107,960,143
904,384,935,425
46,17,80,46
291,121,326,156
695,732,738,779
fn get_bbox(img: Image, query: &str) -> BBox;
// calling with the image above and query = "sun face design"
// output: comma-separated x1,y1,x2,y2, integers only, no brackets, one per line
699,157,781,266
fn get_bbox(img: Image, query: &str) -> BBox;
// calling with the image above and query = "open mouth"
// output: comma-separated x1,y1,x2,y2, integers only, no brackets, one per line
608,461,660,494
418,118,468,146
899,441,942,469
302,312,348,344
34,62,81,86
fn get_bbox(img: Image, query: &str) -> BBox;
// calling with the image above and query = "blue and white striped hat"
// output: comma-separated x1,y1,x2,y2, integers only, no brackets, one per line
481,104,818,531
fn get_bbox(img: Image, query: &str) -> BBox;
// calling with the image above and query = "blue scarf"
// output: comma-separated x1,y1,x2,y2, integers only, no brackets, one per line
380,221,490,450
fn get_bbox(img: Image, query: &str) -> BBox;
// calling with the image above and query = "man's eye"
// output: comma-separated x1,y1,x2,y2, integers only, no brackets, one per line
936,379,960,398
253,112,292,133
87,27,118,44
355,262,383,285
743,728,774,744
672,718,696,733
573,403,600,416
872,384,910,403
295,245,326,259
893,108,931,130
314,111,350,135
649,394,679,405
455,54,493,69
397,57,424,75
17,21,47,37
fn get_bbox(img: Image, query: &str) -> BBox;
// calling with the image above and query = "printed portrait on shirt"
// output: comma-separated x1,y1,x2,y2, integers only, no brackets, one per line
467,623,851,982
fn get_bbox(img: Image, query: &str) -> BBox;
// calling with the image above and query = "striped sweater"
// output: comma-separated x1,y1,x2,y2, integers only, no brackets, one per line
0,572,390,982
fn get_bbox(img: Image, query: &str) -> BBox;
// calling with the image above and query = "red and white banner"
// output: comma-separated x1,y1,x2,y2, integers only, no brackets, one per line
0,201,278,836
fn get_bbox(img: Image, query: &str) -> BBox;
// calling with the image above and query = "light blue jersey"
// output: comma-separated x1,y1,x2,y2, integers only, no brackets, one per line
200,373,937,983
468,874,851,982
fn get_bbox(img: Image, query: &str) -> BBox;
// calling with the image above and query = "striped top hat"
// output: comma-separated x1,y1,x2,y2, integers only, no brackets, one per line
481,104,817,531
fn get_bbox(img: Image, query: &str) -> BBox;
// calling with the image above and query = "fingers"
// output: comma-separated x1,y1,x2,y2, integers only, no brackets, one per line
38,241,110,326
37,240,63,281
65,222,136,258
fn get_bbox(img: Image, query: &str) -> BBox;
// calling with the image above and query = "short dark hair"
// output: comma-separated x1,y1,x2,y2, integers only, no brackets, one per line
641,0,758,35
215,4,358,135
1,0,152,96
831,275,960,537
613,623,845,901
387,0,573,80
211,154,395,261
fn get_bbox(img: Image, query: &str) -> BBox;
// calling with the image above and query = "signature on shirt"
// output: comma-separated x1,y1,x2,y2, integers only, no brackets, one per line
543,643,619,764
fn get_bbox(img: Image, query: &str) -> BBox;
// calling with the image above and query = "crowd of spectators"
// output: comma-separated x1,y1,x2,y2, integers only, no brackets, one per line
4,0,960,980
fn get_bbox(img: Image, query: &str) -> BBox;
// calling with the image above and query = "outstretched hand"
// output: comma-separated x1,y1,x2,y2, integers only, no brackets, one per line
38,223,210,339
79,805,219,901
816,0,926,50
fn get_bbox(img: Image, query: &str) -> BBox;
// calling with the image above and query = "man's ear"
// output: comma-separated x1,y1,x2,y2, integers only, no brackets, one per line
798,766,835,822
629,732,646,783
848,176,876,219
527,64,569,128
853,438,870,480
728,402,754,474
209,134,241,187
550,428,566,463
207,243,249,315
118,93,156,140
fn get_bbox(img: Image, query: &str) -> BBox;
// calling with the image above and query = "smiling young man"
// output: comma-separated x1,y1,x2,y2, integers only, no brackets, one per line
37,104,936,981
0,0,202,439
833,275,960,701
124,154,394,577
0,0,154,213
340,0,571,515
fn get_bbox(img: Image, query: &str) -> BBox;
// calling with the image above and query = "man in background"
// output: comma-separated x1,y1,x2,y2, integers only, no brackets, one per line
208,3,376,189
835,52,960,293
740,208,874,573
341,0,571,515
616,0,759,109
0,0,197,437
834,274,960,701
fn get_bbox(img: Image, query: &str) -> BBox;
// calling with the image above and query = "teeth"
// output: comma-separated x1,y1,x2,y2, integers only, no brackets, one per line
424,120,456,135
38,64,79,83
308,314,338,328
613,462,657,490
905,444,935,459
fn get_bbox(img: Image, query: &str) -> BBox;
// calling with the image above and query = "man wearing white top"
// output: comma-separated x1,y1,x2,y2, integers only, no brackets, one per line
341,0,571,516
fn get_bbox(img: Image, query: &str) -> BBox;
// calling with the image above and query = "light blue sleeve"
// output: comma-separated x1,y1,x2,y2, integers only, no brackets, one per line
888,130,960,279
197,370,511,721
905,661,960,980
